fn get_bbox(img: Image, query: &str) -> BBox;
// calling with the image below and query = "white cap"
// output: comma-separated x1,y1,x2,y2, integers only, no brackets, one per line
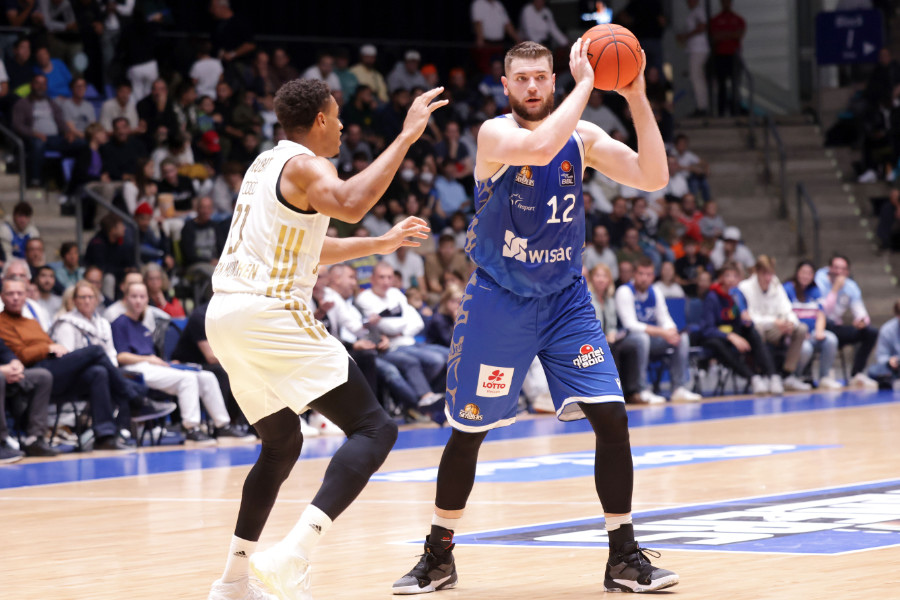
360,44,377,57
723,226,741,242
404,49,421,61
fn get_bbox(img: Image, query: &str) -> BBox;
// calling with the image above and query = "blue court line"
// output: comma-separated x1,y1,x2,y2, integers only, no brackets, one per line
1,390,897,490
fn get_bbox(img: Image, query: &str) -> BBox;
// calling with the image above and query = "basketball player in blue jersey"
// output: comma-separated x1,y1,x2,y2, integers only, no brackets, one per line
392,40,678,594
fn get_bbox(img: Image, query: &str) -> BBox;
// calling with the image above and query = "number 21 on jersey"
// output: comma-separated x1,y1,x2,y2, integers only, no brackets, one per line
226,204,251,255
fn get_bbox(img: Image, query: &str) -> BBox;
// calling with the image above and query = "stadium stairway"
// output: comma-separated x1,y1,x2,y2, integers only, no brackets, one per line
678,114,898,327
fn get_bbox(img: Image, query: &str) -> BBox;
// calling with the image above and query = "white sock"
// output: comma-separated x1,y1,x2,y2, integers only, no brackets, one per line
432,513,461,531
282,504,333,559
222,535,256,583
605,514,632,532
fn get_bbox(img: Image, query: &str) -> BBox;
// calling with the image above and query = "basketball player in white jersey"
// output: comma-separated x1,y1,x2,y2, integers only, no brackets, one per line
205,79,447,600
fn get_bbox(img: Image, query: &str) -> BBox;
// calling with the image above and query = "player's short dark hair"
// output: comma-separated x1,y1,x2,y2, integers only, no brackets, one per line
274,78,333,134
504,41,552,76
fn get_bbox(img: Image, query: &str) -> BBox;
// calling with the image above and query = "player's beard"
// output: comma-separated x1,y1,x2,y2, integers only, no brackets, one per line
509,92,555,122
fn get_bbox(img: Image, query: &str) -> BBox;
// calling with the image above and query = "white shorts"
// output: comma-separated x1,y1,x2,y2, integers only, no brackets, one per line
206,293,348,424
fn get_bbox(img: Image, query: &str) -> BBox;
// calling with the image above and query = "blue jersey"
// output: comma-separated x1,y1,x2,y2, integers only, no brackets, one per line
626,282,660,326
466,115,585,297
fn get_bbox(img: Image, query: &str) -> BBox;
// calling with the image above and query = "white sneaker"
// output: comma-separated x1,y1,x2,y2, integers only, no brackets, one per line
417,391,444,408
3,435,20,451
751,375,769,395
300,416,320,438
639,389,666,404
671,386,702,402
307,412,344,436
850,373,879,390
769,375,784,395
250,545,313,600
208,576,278,600
818,376,844,391
782,375,812,392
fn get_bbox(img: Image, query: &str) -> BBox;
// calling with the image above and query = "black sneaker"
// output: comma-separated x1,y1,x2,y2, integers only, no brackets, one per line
213,424,256,441
392,536,457,594
605,540,679,593
24,438,60,458
0,444,24,464
184,428,216,446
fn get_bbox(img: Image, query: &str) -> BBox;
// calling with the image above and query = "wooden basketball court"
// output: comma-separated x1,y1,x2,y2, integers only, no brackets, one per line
3,390,900,599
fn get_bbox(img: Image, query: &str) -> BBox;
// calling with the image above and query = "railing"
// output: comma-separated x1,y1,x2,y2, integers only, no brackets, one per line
0,123,26,205
78,182,141,265
796,182,820,266
763,115,788,219
740,56,756,149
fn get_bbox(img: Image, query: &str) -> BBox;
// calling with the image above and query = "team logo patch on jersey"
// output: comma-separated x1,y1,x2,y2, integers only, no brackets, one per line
515,166,535,187
509,193,535,212
459,403,484,421
573,344,605,368
476,364,515,397
502,230,528,262
558,160,575,186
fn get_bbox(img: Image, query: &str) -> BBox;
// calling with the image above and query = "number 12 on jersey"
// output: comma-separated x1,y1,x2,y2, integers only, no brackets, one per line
547,193,575,224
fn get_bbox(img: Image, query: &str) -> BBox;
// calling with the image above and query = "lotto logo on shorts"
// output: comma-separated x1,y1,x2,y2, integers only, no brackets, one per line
459,403,484,421
476,364,515,397
573,344,605,369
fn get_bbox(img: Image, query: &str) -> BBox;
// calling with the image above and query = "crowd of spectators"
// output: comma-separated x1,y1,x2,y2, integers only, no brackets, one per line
1,0,896,465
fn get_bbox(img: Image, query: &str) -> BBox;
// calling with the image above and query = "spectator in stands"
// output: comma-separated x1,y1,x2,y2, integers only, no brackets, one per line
784,261,842,390
0,277,133,450
104,270,168,328
60,77,96,141
1,201,39,260
617,259,635,287
33,45,72,99
432,158,470,228
142,262,184,318
111,281,243,443
268,46,298,92
84,213,137,294
120,157,157,215
0,336,55,460
12,73,73,187
698,262,776,394
519,0,567,48
694,267,712,300
190,40,224,100
99,81,139,131
671,133,710,203
616,227,648,267
33,265,62,317
876,188,900,250
156,157,195,212
245,49,274,97
137,78,178,142
5,37,34,97
587,263,642,404
470,0,520,73
387,50,427,94
341,85,379,141
349,44,388,104
98,0,134,89
737,255,810,392
678,193,704,241
302,49,341,92
100,117,147,180
50,241,83,290
422,285,457,347
1,259,51,330
424,233,471,296
600,196,634,248
583,224,619,281
815,255,879,388
698,199,725,240
67,122,108,227
172,81,198,137
582,90,628,142
210,0,256,86
181,196,225,293
134,201,172,267
709,0,746,116
674,235,711,296
337,123,373,176
617,0,667,75
615,257,701,402
83,265,109,306
478,59,508,110
210,160,242,216
677,0,710,116
655,261,684,298
710,225,754,271
356,262,446,407
383,245,425,291
865,47,900,107
375,87,411,145
868,298,900,390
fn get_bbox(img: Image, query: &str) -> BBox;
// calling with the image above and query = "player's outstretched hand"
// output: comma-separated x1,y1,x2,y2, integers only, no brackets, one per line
617,49,647,101
570,37,594,88
401,87,449,141
378,216,431,254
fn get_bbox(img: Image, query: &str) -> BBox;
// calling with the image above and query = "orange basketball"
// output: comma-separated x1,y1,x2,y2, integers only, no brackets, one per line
583,24,642,91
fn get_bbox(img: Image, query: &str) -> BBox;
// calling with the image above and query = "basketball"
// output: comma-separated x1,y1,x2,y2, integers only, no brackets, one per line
583,24,642,91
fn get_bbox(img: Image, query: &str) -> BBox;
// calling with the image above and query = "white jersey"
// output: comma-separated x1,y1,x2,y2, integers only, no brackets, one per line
213,140,330,310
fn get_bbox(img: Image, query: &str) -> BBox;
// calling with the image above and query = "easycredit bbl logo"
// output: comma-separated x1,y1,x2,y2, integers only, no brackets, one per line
477,364,515,398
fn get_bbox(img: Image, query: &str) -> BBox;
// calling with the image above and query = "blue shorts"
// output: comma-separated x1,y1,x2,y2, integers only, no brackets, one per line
445,269,624,432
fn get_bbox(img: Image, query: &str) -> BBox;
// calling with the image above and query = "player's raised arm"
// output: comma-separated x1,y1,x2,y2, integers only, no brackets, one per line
319,217,430,265
282,87,448,223
580,51,668,192
476,38,594,172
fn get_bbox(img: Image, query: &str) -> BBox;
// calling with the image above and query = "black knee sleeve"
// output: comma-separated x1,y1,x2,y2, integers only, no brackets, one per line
580,402,633,514
435,429,488,511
